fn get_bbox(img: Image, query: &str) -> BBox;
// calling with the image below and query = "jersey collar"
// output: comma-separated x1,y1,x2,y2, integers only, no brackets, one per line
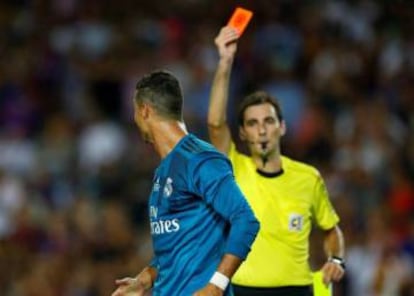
256,168,284,178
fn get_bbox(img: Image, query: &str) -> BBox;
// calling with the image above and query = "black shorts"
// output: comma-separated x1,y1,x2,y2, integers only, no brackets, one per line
232,284,313,296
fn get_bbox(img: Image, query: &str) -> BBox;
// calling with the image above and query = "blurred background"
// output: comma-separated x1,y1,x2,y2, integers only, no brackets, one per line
0,0,413,295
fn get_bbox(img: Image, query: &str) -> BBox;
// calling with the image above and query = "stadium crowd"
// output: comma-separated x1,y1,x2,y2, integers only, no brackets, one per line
0,0,413,295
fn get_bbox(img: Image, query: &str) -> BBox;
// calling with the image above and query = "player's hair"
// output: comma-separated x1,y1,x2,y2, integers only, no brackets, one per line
135,70,183,121
237,91,283,126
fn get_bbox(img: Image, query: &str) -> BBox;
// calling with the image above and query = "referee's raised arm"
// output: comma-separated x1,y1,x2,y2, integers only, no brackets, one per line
208,26,239,155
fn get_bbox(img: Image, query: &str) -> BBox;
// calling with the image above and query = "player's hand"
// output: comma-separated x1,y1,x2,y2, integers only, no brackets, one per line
111,277,145,296
320,261,345,286
214,27,238,61
193,283,224,296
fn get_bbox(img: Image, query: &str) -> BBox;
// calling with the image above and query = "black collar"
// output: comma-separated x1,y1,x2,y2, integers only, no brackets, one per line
256,168,284,178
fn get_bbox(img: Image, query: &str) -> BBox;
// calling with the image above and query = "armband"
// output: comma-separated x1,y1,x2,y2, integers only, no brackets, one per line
209,271,229,291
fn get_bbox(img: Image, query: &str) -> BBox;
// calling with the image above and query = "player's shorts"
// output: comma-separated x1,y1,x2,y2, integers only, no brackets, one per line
232,284,313,296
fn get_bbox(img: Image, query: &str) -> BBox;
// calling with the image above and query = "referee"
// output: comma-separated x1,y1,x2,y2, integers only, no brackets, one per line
207,26,345,296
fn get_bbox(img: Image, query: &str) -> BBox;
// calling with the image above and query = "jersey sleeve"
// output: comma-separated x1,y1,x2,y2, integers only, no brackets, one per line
189,153,259,260
312,173,340,230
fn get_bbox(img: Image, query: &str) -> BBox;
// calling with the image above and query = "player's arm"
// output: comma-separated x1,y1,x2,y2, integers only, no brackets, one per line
321,225,346,285
112,266,158,296
191,156,259,259
208,27,239,154
191,156,260,295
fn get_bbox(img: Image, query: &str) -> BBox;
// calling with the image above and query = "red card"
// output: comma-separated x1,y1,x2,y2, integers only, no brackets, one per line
227,7,253,36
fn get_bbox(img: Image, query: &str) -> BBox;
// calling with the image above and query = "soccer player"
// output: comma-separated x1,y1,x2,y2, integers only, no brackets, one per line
111,70,260,296
207,27,345,296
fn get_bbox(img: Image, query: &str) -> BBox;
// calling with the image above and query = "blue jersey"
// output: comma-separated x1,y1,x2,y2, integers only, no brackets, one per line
148,134,259,296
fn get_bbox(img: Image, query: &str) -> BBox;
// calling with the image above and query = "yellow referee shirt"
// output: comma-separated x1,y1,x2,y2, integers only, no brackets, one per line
229,143,339,287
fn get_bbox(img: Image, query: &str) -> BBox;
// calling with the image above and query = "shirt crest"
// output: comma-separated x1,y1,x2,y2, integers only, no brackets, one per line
163,177,173,198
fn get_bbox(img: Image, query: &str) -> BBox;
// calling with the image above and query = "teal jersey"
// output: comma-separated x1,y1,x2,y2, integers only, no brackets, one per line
148,134,259,296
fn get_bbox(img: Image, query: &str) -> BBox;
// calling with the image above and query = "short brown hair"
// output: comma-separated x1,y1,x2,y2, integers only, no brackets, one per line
237,91,283,126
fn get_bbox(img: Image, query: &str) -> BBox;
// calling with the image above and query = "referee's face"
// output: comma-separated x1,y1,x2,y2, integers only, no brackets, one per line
240,102,285,157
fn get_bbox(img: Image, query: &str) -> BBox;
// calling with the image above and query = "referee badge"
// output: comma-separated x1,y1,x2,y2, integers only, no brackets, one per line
288,214,303,231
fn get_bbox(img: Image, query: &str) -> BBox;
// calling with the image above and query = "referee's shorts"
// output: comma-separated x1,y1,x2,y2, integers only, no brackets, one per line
233,284,313,296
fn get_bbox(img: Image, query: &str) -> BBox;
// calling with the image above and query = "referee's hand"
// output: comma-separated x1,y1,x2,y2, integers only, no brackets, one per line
215,26,238,62
321,261,345,286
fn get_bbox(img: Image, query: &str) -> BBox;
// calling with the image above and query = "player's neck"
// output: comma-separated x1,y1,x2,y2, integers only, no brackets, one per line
151,120,188,159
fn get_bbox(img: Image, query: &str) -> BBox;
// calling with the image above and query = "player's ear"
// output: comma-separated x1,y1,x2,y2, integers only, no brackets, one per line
137,102,151,119
142,103,151,119
134,100,151,122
